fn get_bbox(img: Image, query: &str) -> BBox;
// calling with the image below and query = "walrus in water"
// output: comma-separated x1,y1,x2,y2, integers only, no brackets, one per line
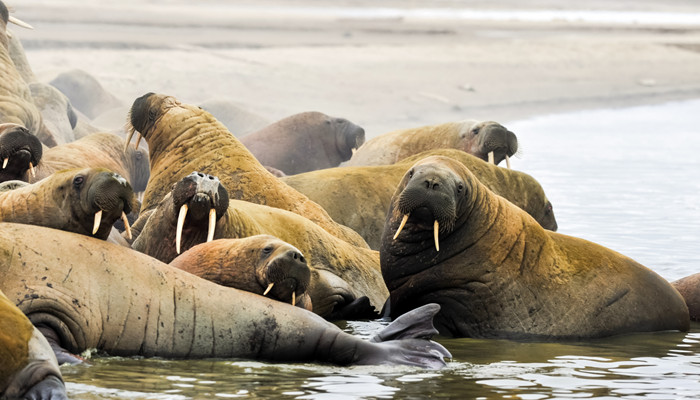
170,235,313,310
132,172,387,319
0,222,450,368
283,148,556,250
381,156,689,339
0,289,67,400
241,111,366,175
125,92,367,248
346,119,517,167
0,167,134,240
671,273,700,321
0,123,42,183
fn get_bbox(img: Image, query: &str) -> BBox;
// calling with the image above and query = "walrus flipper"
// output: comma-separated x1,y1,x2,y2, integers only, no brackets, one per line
326,296,379,321
371,303,442,342
22,375,68,400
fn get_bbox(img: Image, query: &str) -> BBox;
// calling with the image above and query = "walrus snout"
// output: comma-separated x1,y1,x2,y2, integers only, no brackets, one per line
0,125,42,180
89,170,135,239
265,247,311,306
473,122,518,167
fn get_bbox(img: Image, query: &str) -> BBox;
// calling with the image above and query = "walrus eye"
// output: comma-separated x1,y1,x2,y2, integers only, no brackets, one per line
262,246,273,255
73,175,84,187
457,183,464,193
471,127,480,135
148,109,157,121
408,169,414,178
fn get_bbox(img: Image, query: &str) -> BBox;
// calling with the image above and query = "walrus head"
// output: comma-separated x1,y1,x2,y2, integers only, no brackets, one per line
125,92,181,151
171,171,230,254
332,117,365,161
0,123,42,182
461,121,518,167
0,1,34,44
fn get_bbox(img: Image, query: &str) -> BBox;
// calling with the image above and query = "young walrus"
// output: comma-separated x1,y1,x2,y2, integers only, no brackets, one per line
125,92,368,248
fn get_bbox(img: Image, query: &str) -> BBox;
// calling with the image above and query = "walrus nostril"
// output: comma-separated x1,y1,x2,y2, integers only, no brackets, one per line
433,183,439,190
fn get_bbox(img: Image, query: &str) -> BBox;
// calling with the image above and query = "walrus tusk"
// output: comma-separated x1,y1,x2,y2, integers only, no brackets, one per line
206,208,216,243
393,214,410,240
176,204,188,254
263,283,274,296
505,155,511,169
434,220,440,252
9,16,34,30
121,212,132,240
2,158,7,169
292,291,296,306
28,162,35,178
488,151,495,165
123,130,135,152
92,210,103,235
134,133,142,149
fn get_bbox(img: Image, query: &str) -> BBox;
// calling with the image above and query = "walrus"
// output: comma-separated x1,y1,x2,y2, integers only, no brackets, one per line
30,132,150,193
29,82,79,146
132,172,387,319
170,235,313,310
380,155,689,339
0,167,135,240
0,289,67,400
283,148,557,250
0,123,42,183
49,68,124,121
0,222,450,368
198,97,271,138
345,119,517,167
125,92,367,248
240,111,366,175
672,273,700,321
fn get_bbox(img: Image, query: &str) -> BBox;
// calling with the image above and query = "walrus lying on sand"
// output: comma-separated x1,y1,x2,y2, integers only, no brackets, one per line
125,92,368,248
0,289,67,400
0,167,134,240
346,119,517,168
0,222,450,368
170,235,313,310
241,111,366,175
0,123,42,183
381,156,689,339
132,172,387,319
283,148,556,250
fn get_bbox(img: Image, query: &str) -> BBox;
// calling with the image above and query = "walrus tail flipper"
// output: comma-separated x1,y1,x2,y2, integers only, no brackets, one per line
370,303,441,342
22,375,68,400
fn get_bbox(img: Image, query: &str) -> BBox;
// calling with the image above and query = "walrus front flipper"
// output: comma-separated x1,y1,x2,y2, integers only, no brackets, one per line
36,324,85,365
22,375,67,400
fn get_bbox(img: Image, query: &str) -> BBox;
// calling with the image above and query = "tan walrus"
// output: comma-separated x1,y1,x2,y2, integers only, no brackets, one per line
346,119,517,167
0,167,135,240
125,92,367,248
283,148,557,250
381,155,689,339
0,222,450,368
132,172,387,319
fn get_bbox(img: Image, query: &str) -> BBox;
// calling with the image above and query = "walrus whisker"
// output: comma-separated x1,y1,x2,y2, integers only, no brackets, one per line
505,155,511,169
92,210,103,235
488,151,495,165
28,161,35,178
9,16,34,30
263,282,274,296
393,213,410,240
434,220,440,252
206,208,216,243
121,212,132,240
2,158,7,169
176,204,188,254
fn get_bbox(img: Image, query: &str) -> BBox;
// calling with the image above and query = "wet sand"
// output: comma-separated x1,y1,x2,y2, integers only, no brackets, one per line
10,0,700,137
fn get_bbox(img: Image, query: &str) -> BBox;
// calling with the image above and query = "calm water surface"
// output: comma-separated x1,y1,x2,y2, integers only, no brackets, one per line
64,100,700,399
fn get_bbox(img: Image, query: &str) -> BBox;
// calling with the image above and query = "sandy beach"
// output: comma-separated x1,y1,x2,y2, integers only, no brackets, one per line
9,0,700,137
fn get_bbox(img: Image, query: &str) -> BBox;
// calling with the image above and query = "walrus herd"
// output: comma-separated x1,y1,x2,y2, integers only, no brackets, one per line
1,2,699,399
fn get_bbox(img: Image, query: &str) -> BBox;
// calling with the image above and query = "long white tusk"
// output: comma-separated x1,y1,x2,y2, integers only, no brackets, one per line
176,204,188,254
2,158,7,169
433,220,440,252
263,283,274,296
206,208,216,243
121,211,132,240
123,130,134,153
9,16,34,30
92,210,103,235
505,155,511,169
488,151,495,165
28,162,35,178
134,133,142,149
393,214,410,240
292,291,296,306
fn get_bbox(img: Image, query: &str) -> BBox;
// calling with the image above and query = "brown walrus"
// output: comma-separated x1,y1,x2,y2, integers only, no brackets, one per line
0,289,67,400
381,155,689,339
0,222,450,368
30,132,150,193
170,235,313,310
0,123,42,183
346,119,517,167
240,111,366,175
671,273,700,321
125,92,367,248
132,172,387,320
0,167,135,240
283,148,557,250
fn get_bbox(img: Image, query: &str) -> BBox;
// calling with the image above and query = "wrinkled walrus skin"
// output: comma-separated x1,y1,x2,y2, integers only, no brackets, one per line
672,273,700,322
127,92,368,248
0,167,134,240
346,119,517,167
132,172,387,319
283,149,556,250
381,156,689,340
0,289,67,400
0,222,450,368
